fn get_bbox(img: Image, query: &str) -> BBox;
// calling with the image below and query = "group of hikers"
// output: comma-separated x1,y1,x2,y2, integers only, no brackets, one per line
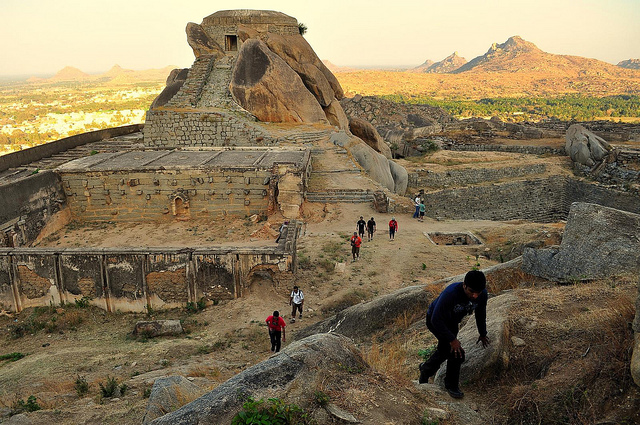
266,198,490,400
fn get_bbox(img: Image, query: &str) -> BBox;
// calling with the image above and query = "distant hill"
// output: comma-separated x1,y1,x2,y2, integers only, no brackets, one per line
28,65,177,84
50,66,92,81
425,52,467,74
618,59,640,70
453,36,628,77
408,59,435,73
322,60,359,73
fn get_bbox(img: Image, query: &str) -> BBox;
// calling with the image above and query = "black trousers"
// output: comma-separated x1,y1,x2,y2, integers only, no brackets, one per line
422,314,465,388
269,329,282,352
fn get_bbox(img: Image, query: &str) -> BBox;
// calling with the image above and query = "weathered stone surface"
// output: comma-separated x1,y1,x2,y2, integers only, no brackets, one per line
522,202,640,281
230,39,327,124
349,118,392,159
323,99,350,130
434,293,517,386
325,404,359,423
633,277,640,386
565,124,612,166
185,22,224,58
264,33,344,102
149,334,365,424
388,159,408,195
150,68,189,109
134,320,184,338
296,285,429,340
143,376,204,424
349,140,395,192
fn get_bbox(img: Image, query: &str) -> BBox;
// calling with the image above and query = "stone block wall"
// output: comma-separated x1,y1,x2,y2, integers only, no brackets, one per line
442,143,564,156
59,169,274,222
0,171,69,247
409,164,547,189
421,176,640,222
143,109,273,148
0,223,299,313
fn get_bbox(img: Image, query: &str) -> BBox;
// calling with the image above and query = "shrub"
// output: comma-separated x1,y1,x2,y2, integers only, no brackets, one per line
0,352,26,362
231,397,311,425
99,376,119,398
75,375,89,397
12,395,41,414
314,390,330,407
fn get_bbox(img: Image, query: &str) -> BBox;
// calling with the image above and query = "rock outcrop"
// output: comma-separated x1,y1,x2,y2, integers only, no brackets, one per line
633,277,640,386
522,202,640,281
565,124,613,167
143,376,205,424
348,118,392,159
230,39,328,124
149,334,365,424
133,320,184,338
185,22,224,58
150,68,189,109
423,52,467,74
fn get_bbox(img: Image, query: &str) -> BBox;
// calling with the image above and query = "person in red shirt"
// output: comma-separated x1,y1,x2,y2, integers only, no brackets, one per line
389,217,398,240
350,231,362,261
265,311,286,352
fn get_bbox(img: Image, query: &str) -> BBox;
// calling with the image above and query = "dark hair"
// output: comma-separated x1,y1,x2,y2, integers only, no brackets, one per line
293,286,298,290
273,311,279,317
464,270,486,292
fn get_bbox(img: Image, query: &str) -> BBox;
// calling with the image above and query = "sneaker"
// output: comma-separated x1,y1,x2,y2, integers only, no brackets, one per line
445,386,464,399
291,318,296,323
299,314,302,319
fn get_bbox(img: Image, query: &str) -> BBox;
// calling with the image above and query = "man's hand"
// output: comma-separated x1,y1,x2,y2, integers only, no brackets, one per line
477,335,490,348
449,339,463,358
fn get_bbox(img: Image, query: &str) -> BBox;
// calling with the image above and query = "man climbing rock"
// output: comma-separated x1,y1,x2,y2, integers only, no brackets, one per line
418,270,490,399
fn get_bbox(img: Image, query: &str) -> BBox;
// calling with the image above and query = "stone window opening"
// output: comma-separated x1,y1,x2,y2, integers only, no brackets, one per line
225,35,238,51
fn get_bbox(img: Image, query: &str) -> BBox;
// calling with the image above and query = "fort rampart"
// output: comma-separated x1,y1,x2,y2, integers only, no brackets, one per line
0,221,300,313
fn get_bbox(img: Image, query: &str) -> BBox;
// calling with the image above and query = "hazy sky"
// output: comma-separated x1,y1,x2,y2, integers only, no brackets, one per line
1,0,639,76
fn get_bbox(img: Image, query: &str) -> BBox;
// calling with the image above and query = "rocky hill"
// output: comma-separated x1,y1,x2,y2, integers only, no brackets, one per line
409,59,435,73
619,59,640,70
27,65,176,84
412,52,467,74
49,66,92,81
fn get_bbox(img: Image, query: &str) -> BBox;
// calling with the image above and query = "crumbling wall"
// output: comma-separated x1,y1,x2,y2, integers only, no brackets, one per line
0,224,299,313
0,171,69,247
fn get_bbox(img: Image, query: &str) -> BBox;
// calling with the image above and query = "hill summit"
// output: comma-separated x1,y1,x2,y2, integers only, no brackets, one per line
50,66,91,81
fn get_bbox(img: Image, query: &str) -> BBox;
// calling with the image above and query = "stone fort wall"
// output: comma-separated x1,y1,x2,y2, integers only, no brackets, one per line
0,222,300,313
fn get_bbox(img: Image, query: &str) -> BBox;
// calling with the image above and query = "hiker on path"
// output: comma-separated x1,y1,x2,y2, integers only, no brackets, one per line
350,231,362,261
366,217,376,241
388,217,398,240
266,311,286,353
289,286,304,323
413,195,421,219
356,216,366,240
419,200,426,222
418,270,490,399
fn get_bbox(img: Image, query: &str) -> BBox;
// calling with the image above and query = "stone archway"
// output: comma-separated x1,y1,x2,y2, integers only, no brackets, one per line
169,190,190,218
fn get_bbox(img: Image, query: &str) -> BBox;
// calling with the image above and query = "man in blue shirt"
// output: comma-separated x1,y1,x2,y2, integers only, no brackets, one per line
418,270,490,399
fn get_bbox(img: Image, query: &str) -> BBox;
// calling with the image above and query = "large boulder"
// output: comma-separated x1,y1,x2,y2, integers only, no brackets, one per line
143,376,205,424
263,33,344,102
296,285,429,341
134,320,184,338
185,23,224,58
522,202,640,281
388,158,408,195
323,99,350,130
565,124,613,166
150,68,189,109
349,118,392,159
434,293,517,386
149,334,365,424
230,39,328,124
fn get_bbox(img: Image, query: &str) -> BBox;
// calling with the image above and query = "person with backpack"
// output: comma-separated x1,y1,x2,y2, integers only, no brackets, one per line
289,286,304,323
350,231,362,261
366,217,376,241
265,310,286,353
388,217,398,240
418,270,490,399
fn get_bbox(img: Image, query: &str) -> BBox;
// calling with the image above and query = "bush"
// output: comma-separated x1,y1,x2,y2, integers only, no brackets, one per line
314,390,330,407
75,375,89,396
231,397,311,425
12,395,41,414
99,376,119,398
0,352,26,362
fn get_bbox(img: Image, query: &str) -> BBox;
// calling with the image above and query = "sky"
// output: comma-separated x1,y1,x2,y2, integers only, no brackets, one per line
1,0,639,76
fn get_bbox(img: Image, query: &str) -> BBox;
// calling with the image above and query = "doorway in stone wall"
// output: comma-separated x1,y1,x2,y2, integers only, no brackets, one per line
170,192,190,219
225,35,238,51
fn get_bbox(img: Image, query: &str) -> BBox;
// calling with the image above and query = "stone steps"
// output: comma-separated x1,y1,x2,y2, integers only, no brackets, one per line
306,189,375,203
278,130,332,143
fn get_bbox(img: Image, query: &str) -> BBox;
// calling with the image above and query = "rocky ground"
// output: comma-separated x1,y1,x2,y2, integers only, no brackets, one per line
1,150,639,424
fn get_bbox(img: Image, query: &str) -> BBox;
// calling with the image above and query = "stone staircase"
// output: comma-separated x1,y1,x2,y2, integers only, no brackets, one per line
305,189,376,203
277,129,334,144
197,56,241,111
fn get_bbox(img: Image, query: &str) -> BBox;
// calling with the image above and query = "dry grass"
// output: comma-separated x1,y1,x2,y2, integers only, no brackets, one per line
362,336,411,384
481,278,639,424
186,365,221,380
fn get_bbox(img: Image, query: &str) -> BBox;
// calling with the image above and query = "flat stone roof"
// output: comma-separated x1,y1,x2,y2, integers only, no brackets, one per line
56,148,309,172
